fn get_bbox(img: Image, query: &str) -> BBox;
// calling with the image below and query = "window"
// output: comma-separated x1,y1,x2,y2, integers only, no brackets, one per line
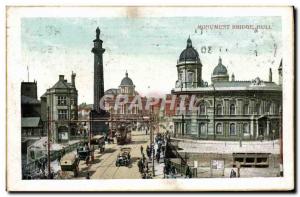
230,123,236,135
243,123,249,134
30,150,35,160
187,72,194,83
216,123,223,134
199,123,206,135
199,104,206,115
216,104,222,115
266,102,271,114
57,96,67,106
256,103,260,114
179,73,183,81
58,109,68,120
243,104,249,115
230,104,235,115
71,99,76,106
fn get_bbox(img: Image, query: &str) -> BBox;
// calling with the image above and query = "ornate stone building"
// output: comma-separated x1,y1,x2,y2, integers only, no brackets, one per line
172,38,282,141
104,71,147,119
41,73,78,143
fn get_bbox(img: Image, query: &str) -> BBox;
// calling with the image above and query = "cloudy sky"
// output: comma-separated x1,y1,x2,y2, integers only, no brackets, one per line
21,16,282,104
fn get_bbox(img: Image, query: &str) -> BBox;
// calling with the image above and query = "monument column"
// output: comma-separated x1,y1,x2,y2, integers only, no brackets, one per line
91,27,105,112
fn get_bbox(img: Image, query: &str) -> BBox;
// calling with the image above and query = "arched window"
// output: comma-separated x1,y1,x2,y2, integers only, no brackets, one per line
230,123,236,135
243,123,249,134
230,104,235,115
243,104,249,115
199,104,206,115
216,104,222,115
199,123,206,135
216,123,222,134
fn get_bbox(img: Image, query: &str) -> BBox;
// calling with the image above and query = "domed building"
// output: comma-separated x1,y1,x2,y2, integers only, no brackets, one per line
175,37,205,89
169,37,283,171
119,71,136,96
211,57,229,83
104,71,144,117
171,37,282,142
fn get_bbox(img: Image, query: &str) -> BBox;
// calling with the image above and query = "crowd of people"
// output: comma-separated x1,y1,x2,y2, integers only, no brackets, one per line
137,147,151,179
137,132,171,179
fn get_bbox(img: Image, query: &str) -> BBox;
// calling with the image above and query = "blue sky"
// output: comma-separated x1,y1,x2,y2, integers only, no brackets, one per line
21,16,282,104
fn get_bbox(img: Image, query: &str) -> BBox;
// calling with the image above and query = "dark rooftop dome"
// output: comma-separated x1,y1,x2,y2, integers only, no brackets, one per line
213,57,228,76
120,71,134,86
179,37,200,62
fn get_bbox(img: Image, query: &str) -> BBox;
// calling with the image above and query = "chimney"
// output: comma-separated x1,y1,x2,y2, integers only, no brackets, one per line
59,75,64,81
269,68,272,82
231,73,235,81
71,71,76,87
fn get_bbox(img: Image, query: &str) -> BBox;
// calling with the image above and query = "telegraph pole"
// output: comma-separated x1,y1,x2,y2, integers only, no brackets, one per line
279,106,283,176
89,112,94,162
47,106,51,178
151,106,155,177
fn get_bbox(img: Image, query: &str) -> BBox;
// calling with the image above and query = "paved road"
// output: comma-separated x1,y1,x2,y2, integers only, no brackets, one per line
73,131,150,179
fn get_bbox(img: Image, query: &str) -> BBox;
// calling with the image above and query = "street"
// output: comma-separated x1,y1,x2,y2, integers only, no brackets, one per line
61,131,150,179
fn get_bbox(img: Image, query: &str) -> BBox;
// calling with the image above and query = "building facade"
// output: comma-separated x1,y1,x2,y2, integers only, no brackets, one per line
104,71,151,125
41,73,78,143
21,80,44,161
172,38,282,141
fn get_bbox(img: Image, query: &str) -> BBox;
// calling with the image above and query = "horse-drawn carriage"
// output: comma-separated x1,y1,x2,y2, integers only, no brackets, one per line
115,147,131,167
90,135,105,153
77,145,90,161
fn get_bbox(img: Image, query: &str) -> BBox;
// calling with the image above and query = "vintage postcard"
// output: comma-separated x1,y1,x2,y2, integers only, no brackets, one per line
6,6,294,191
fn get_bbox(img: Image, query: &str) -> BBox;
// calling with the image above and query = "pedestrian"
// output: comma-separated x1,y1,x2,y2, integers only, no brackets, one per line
42,158,46,171
162,145,165,156
146,162,149,173
236,161,241,178
163,165,167,178
140,145,144,155
156,152,160,163
146,145,151,159
86,172,90,179
185,166,191,178
138,159,143,173
230,169,236,178
85,156,89,166
171,165,177,178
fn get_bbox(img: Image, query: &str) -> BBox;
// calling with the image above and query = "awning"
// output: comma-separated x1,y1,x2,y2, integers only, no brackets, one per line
21,117,42,128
